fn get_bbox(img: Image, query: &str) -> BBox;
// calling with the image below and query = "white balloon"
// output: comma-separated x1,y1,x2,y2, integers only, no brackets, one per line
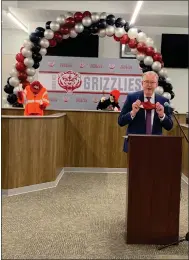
21,47,32,58
166,77,172,84
99,12,107,19
63,34,69,39
39,48,47,56
136,53,145,61
44,29,54,40
10,68,18,77
128,28,138,39
144,56,153,66
131,48,138,55
159,68,168,78
27,76,34,83
115,27,125,38
23,39,33,49
91,12,100,22
98,29,106,38
39,38,50,48
82,17,92,27
152,61,162,72
145,37,154,47
50,21,60,32
155,86,164,95
163,92,171,100
69,29,78,38
106,26,115,37
75,23,84,33
56,15,66,25
24,57,34,68
64,12,73,18
26,68,36,76
9,77,20,87
13,86,20,95
137,32,147,43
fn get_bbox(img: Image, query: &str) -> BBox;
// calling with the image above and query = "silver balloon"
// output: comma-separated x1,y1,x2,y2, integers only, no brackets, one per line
24,57,34,68
50,21,60,32
27,76,34,83
155,86,164,95
99,12,107,19
163,92,171,100
63,34,69,39
9,77,20,87
152,61,162,72
166,77,172,84
82,17,92,27
26,68,36,76
98,29,106,38
56,15,66,25
137,32,147,43
44,29,54,40
115,27,125,38
13,86,20,95
23,39,33,49
144,56,154,66
39,48,47,56
69,29,78,38
39,38,50,48
91,12,100,22
145,37,154,47
10,68,18,77
136,53,145,61
75,23,84,33
106,26,115,37
21,47,32,58
159,68,168,78
131,48,138,55
64,12,73,18
128,28,138,39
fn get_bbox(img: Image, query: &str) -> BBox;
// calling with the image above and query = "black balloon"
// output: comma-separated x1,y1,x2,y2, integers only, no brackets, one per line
158,77,166,87
98,19,107,29
115,18,126,28
33,62,40,69
142,66,152,73
7,77,11,84
29,32,40,43
32,53,42,62
106,14,116,26
46,21,51,29
4,84,14,94
35,27,45,37
124,22,132,32
139,61,145,68
170,91,175,100
12,102,23,108
83,27,91,36
7,94,17,104
90,24,99,34
31,45,41,53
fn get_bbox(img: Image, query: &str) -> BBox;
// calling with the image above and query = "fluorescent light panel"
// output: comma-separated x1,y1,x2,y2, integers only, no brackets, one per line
7,11,28,33
130,1,143,25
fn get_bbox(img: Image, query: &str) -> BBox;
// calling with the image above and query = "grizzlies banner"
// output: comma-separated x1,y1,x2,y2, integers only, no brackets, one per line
39,56,142,110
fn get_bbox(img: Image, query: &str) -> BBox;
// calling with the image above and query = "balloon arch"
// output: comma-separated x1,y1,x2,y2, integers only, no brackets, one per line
4,11,175,107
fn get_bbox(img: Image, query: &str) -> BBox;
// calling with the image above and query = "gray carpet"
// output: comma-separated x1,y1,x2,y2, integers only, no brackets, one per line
2,173,188,259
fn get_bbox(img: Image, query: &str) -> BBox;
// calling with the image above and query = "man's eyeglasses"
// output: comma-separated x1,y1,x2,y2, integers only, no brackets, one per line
143,80,157,85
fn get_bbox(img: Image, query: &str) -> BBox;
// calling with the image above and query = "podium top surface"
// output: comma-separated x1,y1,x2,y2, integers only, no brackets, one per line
2,112,66,119
123,134,182,139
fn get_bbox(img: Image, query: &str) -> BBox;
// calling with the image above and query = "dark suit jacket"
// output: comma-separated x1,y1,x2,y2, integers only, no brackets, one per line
118,91,173,152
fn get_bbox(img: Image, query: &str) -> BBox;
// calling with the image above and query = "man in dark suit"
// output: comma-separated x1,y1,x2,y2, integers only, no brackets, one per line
118,71,173,152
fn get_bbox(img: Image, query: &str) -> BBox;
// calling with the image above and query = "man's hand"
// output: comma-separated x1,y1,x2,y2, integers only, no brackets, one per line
131,99,141,117
156,102,165,118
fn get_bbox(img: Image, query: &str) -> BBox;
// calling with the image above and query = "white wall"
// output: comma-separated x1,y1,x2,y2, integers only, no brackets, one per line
2,26,188,113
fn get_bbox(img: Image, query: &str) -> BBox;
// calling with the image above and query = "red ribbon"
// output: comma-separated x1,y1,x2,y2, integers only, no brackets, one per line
141,101,156,110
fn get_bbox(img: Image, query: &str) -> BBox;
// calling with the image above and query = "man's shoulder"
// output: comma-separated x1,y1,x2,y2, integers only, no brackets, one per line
127,91,143,99
155,93,169,103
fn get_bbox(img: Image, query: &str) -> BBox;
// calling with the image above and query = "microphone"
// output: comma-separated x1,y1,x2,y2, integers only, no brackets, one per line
158,232,189,250
164,102,189,144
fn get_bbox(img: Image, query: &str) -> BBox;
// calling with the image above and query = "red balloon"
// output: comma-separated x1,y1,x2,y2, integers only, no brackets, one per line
18,72,27,81
120,34,129,44
146,47,155,56
16,53,25,62
22,81,29,89
128,39,137,48
113,35,120,42
74,12,83,23
60,26,70,35
16,62,26,72
49,39,57,47
83,11,91,18
137,43,146,53
54,32,62,42
153,52,162,62
65,17,75,28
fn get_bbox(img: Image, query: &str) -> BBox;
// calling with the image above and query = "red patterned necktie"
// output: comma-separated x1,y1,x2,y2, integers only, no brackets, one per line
146,97,152,134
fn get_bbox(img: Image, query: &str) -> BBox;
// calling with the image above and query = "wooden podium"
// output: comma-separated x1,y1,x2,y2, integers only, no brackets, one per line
125,135,182,245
